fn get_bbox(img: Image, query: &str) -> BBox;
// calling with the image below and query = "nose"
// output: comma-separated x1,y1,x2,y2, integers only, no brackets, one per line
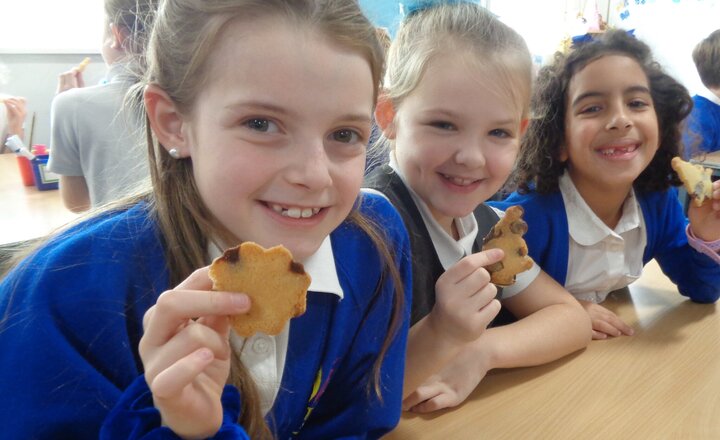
285,139,333,190
606,104,632,131
453,136,486,169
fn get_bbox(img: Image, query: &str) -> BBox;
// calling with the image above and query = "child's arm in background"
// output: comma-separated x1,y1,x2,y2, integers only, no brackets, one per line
404,271,591,413
403,249,504,397
59,175,91,213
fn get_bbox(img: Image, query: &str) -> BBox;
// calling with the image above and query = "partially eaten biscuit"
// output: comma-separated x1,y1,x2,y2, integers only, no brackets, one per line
482,205,534,286
671,157,713,207
209,242,311,337
76,57,91,72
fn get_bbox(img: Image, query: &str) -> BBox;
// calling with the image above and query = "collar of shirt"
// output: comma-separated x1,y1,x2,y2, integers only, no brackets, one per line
559,171,641,246
105,61,141,85
697,88,720,105
388,157,478,269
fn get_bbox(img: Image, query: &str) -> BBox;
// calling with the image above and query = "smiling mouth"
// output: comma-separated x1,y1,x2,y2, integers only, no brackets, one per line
597,144,639,156
267,203,323,219
441,173,479,186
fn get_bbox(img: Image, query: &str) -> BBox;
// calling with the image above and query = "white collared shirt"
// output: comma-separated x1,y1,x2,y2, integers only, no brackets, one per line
387,158,539,298
559,171,646,303
209,236,344,415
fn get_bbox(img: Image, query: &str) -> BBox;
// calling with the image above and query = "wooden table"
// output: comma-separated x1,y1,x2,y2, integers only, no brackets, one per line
0,154,78,245
386,260,720,439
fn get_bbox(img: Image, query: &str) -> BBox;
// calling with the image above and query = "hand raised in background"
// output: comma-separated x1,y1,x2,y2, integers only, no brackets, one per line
3,97,27,138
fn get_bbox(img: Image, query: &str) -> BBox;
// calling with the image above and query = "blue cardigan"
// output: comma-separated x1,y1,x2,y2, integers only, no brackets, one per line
0,194,412,439
685,94,720,154
490,188,720,303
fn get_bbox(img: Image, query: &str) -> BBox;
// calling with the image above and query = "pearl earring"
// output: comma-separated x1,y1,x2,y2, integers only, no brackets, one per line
168,148,181,159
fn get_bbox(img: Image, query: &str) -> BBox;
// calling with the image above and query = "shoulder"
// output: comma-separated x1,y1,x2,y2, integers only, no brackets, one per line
51,82,124,113
7,203,162,288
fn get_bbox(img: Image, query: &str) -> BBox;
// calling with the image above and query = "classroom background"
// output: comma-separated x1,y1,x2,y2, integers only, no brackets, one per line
1,0,719,147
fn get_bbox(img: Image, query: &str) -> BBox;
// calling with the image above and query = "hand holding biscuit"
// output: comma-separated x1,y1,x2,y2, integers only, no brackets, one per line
139,267,251,439
687,178,720,242
427,249,503,346
56,59,89,94
674,157,720,242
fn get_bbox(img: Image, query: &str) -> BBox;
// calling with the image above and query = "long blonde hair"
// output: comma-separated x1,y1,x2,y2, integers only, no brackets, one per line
142,1,402,438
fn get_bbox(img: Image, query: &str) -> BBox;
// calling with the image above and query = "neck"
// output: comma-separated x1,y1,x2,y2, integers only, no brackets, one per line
572,178,630,230
710,86,720,101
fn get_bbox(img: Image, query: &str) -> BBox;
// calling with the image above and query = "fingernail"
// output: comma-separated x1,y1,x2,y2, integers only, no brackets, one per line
196,348,213,361
231,293,249,309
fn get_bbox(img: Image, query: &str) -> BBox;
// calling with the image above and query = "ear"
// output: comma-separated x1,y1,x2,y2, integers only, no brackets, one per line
144,84,189,157
519,118,530,137
374,93,396,139
558,144,569,162
109,23,129,50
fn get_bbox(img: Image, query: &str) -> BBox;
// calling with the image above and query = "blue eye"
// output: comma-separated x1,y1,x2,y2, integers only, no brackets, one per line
332,129,361,143
430,121,456,130
245,118,279,133
489,128,511,138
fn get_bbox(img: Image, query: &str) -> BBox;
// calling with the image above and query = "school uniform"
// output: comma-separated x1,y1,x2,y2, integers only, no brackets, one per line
0,191,411,439
685,90,720,155
364,163,540,326
491,171,720,303
48,61,149,206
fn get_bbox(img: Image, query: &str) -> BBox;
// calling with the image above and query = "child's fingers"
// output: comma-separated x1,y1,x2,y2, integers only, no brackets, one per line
142,319,232,381
402,381,440,411
409,392,457,413
444,249,504,284
591,329,608,340
142,289,250,346
148,347,215,400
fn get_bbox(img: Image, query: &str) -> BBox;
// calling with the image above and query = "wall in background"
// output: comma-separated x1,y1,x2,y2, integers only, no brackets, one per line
1,0,718,146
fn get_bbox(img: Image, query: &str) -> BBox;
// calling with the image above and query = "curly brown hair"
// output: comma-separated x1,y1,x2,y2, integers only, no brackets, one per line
512,29,692,195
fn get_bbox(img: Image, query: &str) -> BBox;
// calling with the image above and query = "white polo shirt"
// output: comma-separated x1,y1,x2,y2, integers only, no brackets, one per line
559,171,646,303
209,236,344,415
385,159,539,297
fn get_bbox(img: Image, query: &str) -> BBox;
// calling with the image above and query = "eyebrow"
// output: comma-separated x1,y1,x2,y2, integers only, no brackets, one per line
421,109,517,126
571,85,651,108
223,101,371,124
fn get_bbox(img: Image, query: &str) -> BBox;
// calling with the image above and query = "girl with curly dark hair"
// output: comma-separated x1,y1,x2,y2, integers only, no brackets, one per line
491,29,720,340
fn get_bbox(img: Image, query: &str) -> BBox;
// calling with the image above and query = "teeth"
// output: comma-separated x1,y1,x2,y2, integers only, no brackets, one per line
600,145,637,156
443,174,475,186
269,203,321,218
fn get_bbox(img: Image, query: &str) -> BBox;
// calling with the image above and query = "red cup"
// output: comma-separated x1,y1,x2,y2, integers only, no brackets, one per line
16,156,35,186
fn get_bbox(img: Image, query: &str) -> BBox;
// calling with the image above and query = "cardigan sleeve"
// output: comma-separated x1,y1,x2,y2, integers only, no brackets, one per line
100,375,251,440
642,189,720,303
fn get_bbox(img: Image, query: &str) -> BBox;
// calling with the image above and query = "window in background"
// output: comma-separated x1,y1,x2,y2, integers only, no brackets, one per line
0,0,103,54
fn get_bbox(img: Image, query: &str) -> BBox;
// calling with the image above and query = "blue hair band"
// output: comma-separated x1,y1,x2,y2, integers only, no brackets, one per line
403,0,478,17
571,29,636,48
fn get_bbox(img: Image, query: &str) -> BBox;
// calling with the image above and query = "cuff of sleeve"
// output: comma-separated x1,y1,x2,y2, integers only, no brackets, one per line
101,375,247,440
687,225,720,265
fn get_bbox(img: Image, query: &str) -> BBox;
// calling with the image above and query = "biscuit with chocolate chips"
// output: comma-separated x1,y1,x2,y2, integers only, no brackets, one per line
482,205,534,286
671,157,713,207
209,242,311,337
